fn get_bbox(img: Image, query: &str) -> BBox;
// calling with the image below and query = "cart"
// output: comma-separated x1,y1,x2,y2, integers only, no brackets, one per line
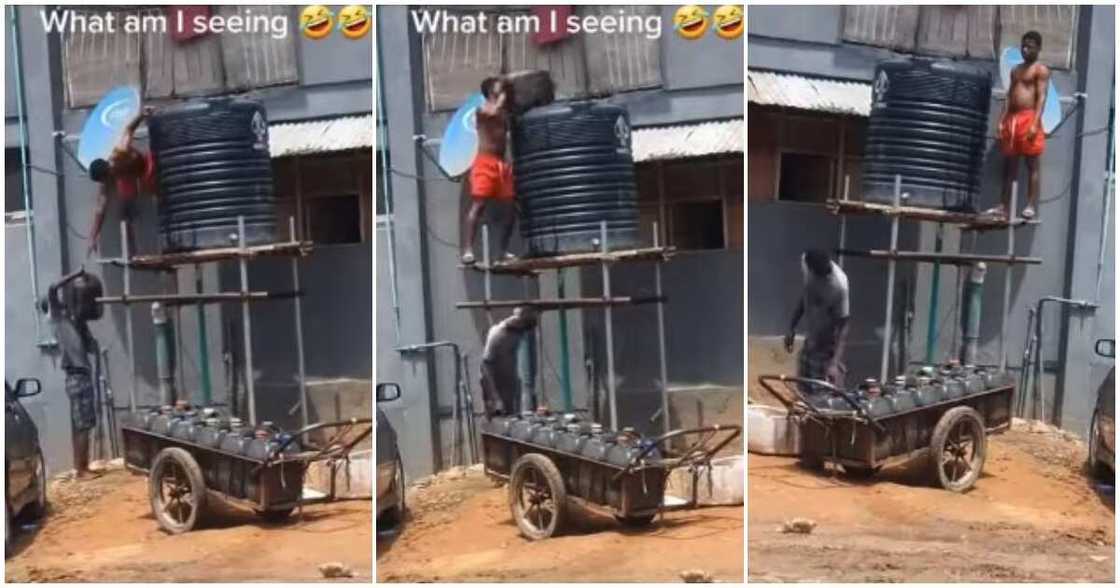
757,374,1014,492
122,417,372,534
481,421,740,540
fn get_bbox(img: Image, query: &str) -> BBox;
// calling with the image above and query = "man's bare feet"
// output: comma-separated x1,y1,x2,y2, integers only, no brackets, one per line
1021,205,1037,220
461,251,476,265
982,205,1009,219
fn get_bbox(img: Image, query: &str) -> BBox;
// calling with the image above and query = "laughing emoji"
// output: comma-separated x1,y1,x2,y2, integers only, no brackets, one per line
713,5,743,40
338,5,371,40
300,5,334,40
673,5,710,40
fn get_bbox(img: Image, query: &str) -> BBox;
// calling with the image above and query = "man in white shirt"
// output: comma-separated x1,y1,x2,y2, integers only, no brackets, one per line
480,307,538,416
784,249,850,395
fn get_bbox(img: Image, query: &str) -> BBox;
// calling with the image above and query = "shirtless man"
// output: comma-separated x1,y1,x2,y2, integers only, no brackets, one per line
989,31,1050,221
461,77,517,265
87,105,157,257
480,307,538,416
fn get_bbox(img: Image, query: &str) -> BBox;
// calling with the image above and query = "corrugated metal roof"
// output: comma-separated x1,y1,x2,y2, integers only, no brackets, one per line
269,114,374,158
748,70,871,117
632,119,743,162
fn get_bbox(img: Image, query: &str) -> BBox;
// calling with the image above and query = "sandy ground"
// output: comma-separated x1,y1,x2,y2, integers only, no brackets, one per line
6,464,372,582
747,340,1115,582
377,466,744,583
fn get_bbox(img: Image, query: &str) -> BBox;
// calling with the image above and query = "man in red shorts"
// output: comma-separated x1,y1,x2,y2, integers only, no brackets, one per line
461,77,517,265
988,31,1049,221
87,105,156,257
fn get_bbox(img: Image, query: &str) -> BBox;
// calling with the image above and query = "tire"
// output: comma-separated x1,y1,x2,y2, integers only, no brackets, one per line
24,451,48,519
509,453,566,540
149,447,207,534
929,406,987,492
377,453,406,535
614,513,656,527
843,464,882,479
256,507,295,523
1087,411,1114,482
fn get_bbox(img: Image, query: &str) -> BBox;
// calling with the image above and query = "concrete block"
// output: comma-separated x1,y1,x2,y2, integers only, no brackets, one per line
304,448,372,498
665,454,744,506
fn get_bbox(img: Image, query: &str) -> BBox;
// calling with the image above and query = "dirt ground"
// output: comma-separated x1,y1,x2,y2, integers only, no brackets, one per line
6,463,372,582
377,465,744,582
747,339,1115,582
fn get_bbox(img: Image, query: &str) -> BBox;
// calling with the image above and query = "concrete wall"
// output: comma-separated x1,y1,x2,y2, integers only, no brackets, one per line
747,5,1115,436
5,5,374,474
377,5,745,478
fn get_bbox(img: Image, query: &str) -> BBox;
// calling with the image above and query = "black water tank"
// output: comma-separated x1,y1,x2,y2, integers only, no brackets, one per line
863,58,991,211
512,101,639,256
149,99,276,252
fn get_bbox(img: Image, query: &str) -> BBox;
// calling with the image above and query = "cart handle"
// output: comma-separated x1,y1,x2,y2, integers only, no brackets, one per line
613,424,741,480
756,374,885,434
267,417,373,465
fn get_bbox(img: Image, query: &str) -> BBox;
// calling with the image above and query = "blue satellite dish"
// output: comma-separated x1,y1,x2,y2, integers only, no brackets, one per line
999,47,1061,134
438,92,485,178
77,86,140,170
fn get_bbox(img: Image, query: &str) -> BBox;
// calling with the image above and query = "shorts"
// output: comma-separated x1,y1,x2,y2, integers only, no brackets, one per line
999,110,1045,157
470,153,514,201
797,349,842,396
66,371,96,432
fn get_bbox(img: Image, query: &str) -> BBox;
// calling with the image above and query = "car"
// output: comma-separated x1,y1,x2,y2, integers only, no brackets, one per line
1088,338,1115,483
376,383,405,535
6,378,48,556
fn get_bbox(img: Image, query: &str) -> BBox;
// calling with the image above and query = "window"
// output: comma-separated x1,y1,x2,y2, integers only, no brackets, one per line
748,108,866,204
273,150,373,245
420,6,662,112
841,5,1076,68
636,155,743,251
5,148,27,218
60,6,297,108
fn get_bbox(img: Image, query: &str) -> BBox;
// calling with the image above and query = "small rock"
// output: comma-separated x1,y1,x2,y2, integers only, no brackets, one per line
1089,555,1108,563
680,569,713,583
781,518,817,534
318,562,354,579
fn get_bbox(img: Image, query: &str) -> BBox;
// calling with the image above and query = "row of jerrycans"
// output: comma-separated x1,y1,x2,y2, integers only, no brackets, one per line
488,410,659,468
816,363,1014,417
132,401,299,460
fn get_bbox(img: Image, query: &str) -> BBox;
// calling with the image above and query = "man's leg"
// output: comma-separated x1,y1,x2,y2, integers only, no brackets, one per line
73,430,91,477
1023,155,1040,219
994,155,1020,218
66,372,96,477
462,199,486,264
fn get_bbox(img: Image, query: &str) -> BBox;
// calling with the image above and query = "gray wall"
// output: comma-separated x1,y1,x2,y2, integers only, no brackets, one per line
377,5,744,478
748,5,1115,436
5,5,373,474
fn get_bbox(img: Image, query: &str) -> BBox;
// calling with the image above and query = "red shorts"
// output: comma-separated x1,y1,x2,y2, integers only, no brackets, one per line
470,153,514,201
999,110,1045,157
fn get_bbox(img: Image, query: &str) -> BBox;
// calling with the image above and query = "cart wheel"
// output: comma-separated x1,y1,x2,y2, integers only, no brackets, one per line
843,464,881,478
929,406,987,492
256,507,295,523
614,513,656,527
509,453,566,540
149,447,206,534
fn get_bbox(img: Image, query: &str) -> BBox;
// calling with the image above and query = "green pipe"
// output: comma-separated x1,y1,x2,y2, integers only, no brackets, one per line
195,266,212,404
924,224,943,363
558,269,572,412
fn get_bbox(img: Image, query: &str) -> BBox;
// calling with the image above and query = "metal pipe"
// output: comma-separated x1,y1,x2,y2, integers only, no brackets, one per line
152,302,176,404
482,224,493,326
10,8,45,344
653,222,670,435
238,216,257,424
376,49,402,343
960,262,987,365
600,221,618,430
396,341,467,463
194,264,212,404
290,217,309,427
557,268,573,412
122,221,136,412
837,175,849,269
1000,183,1017,371
880,175,901,382
924,223,944,363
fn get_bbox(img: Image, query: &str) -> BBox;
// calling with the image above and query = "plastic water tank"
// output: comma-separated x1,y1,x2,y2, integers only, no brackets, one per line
512,101,639,256
149,98,276,252
863,58,991,211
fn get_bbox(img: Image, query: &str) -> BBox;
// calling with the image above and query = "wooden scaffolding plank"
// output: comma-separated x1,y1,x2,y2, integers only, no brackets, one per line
97,241,314,271
827,199,1040,230
456,296,666,310
460,246,675,274
98,291,302,305
838,249,1042,266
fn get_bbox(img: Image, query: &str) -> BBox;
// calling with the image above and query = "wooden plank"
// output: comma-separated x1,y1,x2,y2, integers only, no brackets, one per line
460,246,674,274
838,249,1042,266
842,5,920,52
97,241,313,270
456,295,666,310
98,290,301,305
826,199,1041,229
